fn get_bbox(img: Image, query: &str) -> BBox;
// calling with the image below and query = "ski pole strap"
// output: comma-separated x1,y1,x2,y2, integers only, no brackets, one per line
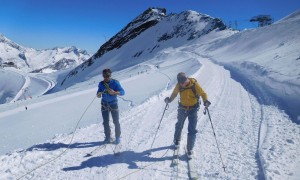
165,102,169,110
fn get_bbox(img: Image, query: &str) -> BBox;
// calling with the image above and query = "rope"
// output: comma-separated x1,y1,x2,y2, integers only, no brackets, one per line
17,96,97,180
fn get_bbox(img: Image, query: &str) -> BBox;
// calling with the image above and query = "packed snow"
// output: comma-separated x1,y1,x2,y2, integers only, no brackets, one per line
0,8,299,180
0,67,56,104
1,49,299,180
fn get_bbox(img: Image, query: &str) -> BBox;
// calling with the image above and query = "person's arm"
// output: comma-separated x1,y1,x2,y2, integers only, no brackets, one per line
195,82,211,107
117,81,125,96
165,84,180,103
96,82,105,97
195,82,207,102
169,84,179,102
108,80,125,96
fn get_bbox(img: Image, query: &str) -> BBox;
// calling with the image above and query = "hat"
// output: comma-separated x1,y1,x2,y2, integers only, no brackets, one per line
102,68,112,78
177,72,187,84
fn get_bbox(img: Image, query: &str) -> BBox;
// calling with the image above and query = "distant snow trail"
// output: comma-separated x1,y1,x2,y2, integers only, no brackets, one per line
38,76,56,95
10,75,30,102
157,71,172,89
4,68,56,103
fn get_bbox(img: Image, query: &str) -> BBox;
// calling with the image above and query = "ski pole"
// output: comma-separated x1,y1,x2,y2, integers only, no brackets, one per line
204,107,226,172
148,102,169,155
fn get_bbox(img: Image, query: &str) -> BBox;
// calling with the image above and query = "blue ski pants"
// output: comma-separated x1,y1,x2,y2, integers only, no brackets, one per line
174,104,199,151
101,102,121,139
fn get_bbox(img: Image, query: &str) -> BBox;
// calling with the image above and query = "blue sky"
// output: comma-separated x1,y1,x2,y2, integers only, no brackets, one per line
0,0,299,53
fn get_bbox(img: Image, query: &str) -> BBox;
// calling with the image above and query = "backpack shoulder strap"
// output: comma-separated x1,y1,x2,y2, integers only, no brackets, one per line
191,82,199,100
102,80,112,92
179,78,199,101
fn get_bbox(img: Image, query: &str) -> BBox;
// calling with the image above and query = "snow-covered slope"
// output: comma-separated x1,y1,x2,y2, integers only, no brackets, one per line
197,9,300,122
0,67,55,104
60,8,233,89
0,8,299,180
0,34,91,72
0,69,25,103
0,50,299,180
0,34,91,104
59,7,300,121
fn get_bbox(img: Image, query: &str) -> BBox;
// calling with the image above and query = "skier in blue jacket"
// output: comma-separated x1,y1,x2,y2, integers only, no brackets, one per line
97,68,125,144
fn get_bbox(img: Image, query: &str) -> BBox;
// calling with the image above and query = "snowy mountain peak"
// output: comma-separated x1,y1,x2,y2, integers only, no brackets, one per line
0,34,7,41
133,7,166,22
48,46,90,57
93,7,166,59
157,10,226,42
0,34,91,72
61,8,230,87
0,34,25,52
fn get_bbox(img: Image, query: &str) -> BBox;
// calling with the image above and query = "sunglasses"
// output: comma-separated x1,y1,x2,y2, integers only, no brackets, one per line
103,68,111,78
103,74,111,78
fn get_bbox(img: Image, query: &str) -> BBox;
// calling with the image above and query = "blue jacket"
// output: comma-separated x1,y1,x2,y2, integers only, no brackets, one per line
97,79,125,104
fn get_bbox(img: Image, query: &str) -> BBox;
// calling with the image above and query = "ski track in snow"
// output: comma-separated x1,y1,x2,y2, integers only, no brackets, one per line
3,68,56,103
10,75,31,102
0,53,299,179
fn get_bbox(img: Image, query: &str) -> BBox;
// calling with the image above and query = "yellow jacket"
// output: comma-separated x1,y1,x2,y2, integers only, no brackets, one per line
169,78,207,107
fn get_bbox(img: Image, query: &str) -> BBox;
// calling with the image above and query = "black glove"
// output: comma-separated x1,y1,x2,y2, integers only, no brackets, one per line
164,97,170,104
97,92,102,98
204,100,211,107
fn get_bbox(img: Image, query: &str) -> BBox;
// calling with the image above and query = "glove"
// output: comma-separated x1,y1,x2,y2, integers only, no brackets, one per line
204,100,211,107
97,92,102,98
164,97,170,104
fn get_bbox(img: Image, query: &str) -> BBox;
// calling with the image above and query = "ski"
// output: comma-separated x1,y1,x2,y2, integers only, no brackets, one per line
170,146,180,167
170,145,181,179
184,147,198,180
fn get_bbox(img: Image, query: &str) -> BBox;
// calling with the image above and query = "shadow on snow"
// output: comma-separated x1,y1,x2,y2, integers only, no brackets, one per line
62,145,175,171
26,141,105,152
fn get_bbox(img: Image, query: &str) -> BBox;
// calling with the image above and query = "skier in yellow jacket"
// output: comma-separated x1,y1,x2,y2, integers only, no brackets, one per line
165,72,210,156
